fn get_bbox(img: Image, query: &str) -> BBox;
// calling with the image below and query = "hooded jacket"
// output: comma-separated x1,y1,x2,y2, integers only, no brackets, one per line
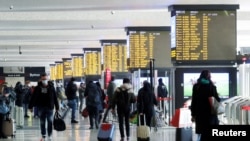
111,83,136,111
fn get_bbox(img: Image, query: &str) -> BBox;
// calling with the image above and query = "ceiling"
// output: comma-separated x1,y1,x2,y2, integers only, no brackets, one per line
0,0,248,69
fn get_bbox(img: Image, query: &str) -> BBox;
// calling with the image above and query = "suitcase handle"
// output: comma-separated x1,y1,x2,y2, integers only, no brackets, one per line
138,114,146,126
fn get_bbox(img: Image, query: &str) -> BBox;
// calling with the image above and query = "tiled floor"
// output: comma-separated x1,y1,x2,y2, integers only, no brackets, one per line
3,108,198,141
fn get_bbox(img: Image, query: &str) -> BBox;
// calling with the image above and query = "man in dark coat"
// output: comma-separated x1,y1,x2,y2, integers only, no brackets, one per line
29,73,59,141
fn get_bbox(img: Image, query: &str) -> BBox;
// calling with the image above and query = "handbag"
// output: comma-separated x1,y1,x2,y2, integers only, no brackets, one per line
53,111,66,131
211,97,225,115
0,101,9,114
81,107,89,118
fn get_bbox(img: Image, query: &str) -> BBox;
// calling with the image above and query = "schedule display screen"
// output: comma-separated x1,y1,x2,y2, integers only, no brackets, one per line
62,58,72,78
71,54,83,77
103,42,127,72
55,62,63,80
171,10,237,64
127,27,171,69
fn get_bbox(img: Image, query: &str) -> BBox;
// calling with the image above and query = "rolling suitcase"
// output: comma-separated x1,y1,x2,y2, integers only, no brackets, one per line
15,106,24,128
97,122,115,141
2,117,16,138
137,115,150,141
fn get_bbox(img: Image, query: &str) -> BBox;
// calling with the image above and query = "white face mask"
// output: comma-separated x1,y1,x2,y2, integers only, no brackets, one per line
42,80,48,86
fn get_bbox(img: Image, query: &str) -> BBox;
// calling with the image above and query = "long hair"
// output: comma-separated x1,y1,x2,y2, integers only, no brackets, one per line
197,70,213,84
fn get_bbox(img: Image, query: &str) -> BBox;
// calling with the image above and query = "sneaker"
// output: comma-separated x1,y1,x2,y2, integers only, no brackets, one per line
71,120,79,124
89,126,94,129
24,115,30,118
48,136,52,141
127,137,130,141
120,138,124,141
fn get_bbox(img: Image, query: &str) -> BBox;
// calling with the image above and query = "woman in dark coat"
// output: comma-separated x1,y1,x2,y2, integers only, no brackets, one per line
190,70,221,141
137,80,158,127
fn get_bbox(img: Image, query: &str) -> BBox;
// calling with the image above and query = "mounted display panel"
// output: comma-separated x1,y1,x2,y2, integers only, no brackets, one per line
125,26,172,69
83,48,102,75
169,5,239,65
100,40,128,72
71,54,84,77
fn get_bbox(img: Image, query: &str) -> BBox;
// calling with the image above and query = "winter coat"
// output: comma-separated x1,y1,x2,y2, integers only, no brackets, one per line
190,81,220,134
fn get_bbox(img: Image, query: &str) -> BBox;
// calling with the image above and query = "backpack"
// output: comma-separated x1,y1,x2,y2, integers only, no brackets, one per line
116,87,131,111
86,86,101,107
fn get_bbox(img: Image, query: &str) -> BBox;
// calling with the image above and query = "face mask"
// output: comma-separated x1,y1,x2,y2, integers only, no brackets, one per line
42,80,48,85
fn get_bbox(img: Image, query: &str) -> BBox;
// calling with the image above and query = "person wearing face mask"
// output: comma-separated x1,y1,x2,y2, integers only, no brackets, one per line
28,73,59,141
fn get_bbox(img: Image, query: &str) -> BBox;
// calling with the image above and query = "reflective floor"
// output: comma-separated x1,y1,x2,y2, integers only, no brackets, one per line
2,108,198,141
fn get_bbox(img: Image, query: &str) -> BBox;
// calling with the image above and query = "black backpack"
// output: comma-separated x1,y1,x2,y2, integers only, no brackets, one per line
116,87,131,111
86,86,101,107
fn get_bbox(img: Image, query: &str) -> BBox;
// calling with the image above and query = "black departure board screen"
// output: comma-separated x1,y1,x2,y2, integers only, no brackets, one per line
62,58,72,78
171,10,237,64
126,27,171,68
71,54,83,77
102,42,127,72
84,52,101,75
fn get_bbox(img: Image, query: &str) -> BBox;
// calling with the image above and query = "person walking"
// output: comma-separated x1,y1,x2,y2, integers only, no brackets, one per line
157,78,168,113
103,76,116,123
190,70,221,141
23,80,32,118
28,73,59,141
112,78,136,141
65,77,79,124
137,80,158,128
95,81,106,123
14,81,25,128
78,82,85,113
84,81,103,129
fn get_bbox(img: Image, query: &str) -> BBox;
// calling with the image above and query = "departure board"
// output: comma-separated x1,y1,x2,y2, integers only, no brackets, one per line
49,64,56,80
55,62,63,80
62,58,72,78
127,27,171,68
84,52,101,75
71,54,83,77
170,10,237,64
102,41,127,72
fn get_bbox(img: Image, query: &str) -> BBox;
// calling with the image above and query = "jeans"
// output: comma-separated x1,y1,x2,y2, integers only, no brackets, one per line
38,107,53,137
23,103,29,116
68,99,77,120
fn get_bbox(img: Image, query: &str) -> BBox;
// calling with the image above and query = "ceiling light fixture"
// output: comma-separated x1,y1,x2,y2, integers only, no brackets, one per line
9,5,14,10
19,46,22,54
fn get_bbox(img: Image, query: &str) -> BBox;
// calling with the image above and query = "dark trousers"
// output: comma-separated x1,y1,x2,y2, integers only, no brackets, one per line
88,106,99,128
117,110,130,138
102,104,112,122
0,114,5,137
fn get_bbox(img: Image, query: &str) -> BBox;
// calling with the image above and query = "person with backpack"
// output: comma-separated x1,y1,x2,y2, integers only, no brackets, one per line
84,81,103,129
112,78,136,141
66,77,79,124
137,80,158,128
